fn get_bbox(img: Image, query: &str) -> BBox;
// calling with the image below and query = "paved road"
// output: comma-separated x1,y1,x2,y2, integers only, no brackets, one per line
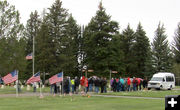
0,92,51,98
0,92,164,100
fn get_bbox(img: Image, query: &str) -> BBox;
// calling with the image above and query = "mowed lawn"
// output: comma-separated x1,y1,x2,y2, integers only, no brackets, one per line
0,96,164,110
102,89,180,98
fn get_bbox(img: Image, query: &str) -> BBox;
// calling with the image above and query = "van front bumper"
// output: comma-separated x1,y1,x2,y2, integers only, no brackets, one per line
148,84,160,89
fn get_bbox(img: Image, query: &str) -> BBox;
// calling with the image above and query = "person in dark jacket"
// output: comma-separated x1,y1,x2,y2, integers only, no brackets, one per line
88,77,93,92
100,77,104,93
74,76,80,94
143,77,148,89
63,77,69,96
112,78,117,92
103,78,107,93
94,78,100,93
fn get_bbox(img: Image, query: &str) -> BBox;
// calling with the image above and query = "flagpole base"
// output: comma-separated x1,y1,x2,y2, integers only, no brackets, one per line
39,94,44,98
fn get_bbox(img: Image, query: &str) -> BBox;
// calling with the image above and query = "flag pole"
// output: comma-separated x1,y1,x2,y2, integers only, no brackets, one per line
16,70,18,97
39,72,43,98
39,80,43,98
62,71,64,96
109,70,112,90
33,35,35,76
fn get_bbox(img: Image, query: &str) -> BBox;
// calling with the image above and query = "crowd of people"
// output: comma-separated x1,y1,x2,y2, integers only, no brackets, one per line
50,76,148,95
0,75,148,95
110,77,148,92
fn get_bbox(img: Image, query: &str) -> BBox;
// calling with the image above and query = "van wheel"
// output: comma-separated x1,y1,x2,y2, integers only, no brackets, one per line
148,88,151,90
168,85,172,90
160,85,163,90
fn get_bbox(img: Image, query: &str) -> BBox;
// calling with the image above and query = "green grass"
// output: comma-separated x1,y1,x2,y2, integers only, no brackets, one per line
175,86,180,89
101,90,180,98
0,86,50,94
0,96,164,110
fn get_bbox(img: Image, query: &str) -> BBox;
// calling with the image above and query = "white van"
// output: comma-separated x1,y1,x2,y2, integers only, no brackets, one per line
148,72,175,90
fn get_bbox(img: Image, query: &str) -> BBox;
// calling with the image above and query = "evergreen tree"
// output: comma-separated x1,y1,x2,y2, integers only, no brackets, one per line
83,2,121,76
46,0,69,75
152,23,172,72
173,22,180,63
24,10,41,79
133,23,152,77
120,24,136,77
61,14,80,77
35,20,56,80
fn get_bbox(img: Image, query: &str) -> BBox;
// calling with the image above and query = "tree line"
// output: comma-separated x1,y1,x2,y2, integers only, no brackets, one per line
0,0,180,81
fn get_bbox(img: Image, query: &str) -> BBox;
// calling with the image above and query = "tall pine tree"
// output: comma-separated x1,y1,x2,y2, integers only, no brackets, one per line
173,22,180,64
120,24,135,77
62,14,80,77
133,23,152,77
152,23,172,72
35,19,57,81
24,10,41,79
46,0,68,75
83,2,121,76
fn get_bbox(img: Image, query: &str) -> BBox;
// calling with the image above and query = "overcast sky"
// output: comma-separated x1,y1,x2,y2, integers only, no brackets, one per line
7,0,180,42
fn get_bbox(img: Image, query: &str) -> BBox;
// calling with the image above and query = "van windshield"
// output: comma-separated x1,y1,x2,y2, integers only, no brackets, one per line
150,77,163,81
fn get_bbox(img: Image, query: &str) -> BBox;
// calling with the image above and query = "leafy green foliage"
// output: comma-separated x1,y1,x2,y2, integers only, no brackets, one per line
0,0,26,79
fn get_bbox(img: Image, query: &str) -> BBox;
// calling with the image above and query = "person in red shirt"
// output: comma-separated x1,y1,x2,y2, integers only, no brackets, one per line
127,77,131,91
80,76,86,95
85,78,88,93
136,78,140,91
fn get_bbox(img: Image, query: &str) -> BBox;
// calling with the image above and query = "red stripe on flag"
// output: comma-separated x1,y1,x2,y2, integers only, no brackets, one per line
3,74,17,84
49,75,63,85
27,76,40,84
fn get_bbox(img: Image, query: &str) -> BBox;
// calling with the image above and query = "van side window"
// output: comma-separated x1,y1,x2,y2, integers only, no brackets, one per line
166,76,174,82
166,76,169,82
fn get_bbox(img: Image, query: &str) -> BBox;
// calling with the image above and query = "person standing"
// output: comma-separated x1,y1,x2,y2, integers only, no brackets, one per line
63,77,69,96
127,77,131,91
103,78,107,93
112,78,117,92
132,77,137,91
143,77,148,90
110,78,114,91
33,82,37,92
94,78,100,93
88,77,93,92
56,82,60,94
74,76,80,94
120,77,124,91
85,77,88,93
71,79,75,94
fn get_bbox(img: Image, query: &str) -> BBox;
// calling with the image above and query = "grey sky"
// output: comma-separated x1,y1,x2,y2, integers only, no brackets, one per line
7,0,180,42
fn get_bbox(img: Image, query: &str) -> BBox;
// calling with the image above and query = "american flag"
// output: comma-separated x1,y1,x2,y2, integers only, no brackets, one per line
26,53,33,60
49,72,63,85
3,70,18,84
26,72,40,84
